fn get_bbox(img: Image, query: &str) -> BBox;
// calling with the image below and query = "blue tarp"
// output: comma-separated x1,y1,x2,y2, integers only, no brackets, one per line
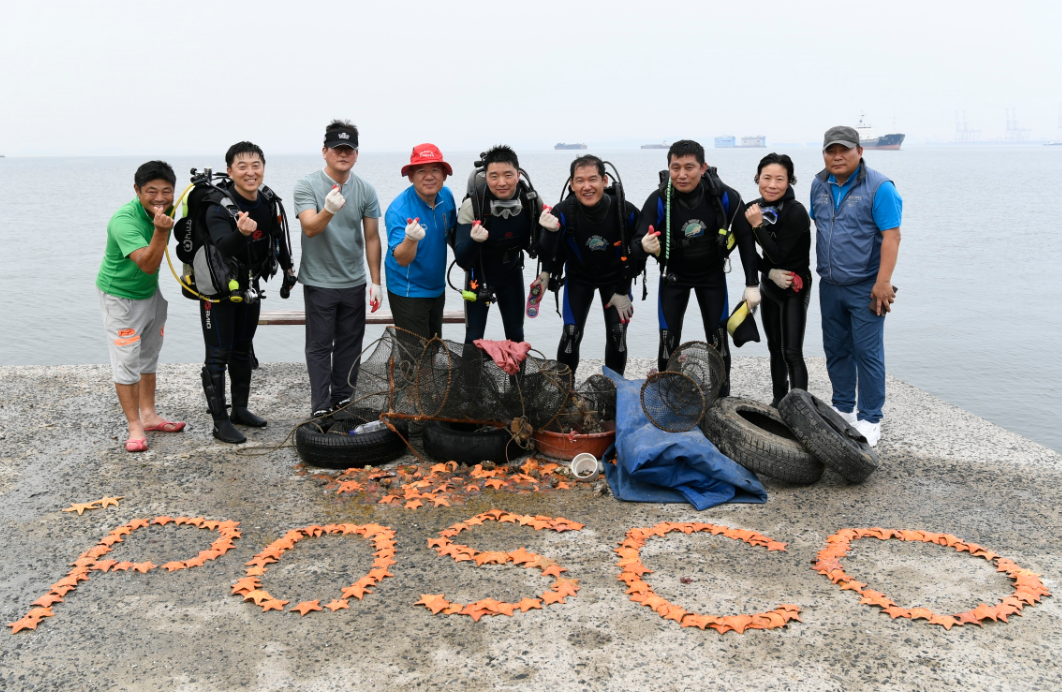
602,368,767,510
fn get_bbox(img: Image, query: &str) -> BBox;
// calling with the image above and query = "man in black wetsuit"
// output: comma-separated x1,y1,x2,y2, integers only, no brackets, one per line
631,140,760,383
537,155,640,375
453,145,541,344
199,141,293,443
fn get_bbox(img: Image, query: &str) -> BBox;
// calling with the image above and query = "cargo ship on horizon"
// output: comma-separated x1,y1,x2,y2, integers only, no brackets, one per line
856,113,904,150
554,143,587,150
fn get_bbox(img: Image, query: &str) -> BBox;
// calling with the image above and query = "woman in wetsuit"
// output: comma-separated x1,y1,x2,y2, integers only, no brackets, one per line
735,153,812,407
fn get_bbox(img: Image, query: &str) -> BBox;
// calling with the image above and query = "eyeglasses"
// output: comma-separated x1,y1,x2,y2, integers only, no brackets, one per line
414,166,445,177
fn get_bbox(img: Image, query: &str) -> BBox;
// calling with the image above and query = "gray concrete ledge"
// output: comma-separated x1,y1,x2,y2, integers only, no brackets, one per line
0,359,1059,691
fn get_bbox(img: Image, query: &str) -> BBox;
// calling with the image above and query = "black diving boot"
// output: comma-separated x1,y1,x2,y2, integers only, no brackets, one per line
229,361,267,428
201,368,246,444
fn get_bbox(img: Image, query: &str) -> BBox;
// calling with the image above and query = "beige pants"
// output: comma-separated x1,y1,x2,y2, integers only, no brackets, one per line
97,287,168,385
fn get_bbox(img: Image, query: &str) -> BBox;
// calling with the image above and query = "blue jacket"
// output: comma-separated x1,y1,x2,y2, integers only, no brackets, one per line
810,162,901,286
384,185,456,298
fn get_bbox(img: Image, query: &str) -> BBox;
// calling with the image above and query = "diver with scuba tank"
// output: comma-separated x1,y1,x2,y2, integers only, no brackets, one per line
453,145,543,344
178,141,294,443
632,140,760,387
537,155,640,376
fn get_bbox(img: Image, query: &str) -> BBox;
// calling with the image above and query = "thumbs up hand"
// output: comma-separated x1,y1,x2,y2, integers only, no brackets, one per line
641,225,661,256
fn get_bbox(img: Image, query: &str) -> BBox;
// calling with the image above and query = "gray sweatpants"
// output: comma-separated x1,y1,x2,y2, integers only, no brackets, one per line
304,284,366,413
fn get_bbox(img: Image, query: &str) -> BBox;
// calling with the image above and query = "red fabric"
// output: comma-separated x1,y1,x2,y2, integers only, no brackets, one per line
473,339,532,376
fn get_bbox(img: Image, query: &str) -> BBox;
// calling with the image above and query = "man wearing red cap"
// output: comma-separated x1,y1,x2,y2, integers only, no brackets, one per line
384,143,457,340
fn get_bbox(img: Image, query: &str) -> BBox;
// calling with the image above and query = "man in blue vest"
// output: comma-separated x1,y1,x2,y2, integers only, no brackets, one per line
810,126,902,447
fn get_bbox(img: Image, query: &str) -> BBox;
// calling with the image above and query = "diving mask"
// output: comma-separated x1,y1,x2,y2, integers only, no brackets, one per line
760,207,780,225
490,198,523,219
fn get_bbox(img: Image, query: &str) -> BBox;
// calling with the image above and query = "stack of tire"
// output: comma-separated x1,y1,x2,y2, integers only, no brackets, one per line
666,342,878,484
294,408,410,469
701,391,878,485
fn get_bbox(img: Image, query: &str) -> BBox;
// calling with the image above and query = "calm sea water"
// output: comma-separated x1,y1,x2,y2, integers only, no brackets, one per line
1,148,1059,452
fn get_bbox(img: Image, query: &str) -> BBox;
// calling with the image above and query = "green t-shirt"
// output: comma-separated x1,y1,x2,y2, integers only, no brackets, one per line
96,198,163,300
294,169,380,289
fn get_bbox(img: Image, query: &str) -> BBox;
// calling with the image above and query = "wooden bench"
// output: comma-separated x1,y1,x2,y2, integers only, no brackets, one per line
259,309,465,326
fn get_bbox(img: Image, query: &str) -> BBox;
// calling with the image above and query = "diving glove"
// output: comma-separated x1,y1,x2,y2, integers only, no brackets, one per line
641,225,662,256
743,285,761,310
324,186,346,214
470,220,489,243
369,283,382,313
404,217,426,241
768,268,794,290
606,293,634,323
539,206,561,232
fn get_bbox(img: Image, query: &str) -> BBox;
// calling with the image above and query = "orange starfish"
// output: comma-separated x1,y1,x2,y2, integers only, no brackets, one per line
291,600,323,616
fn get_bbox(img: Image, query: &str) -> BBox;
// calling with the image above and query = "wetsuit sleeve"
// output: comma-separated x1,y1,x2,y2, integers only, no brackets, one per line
731,202,766,273
724,187,758,286
631,191,661,265
872,181,902,230
453,198,479,271
538,211,565,275
205,203,246,259
764,203,811,266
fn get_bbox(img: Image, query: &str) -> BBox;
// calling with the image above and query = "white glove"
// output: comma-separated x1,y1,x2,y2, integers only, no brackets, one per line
324,186,346,214
768,268,794,289
743,285,761,310
607,293,634,323
539,206,561,232
404,217,425,241
470,220,489,243
369,283,382,312
641,225,661,256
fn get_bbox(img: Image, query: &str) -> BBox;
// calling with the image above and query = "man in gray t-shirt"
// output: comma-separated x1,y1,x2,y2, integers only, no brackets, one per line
293,120,382,415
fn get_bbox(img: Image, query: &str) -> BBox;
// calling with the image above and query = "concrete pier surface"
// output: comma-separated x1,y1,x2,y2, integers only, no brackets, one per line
1,358,1059,692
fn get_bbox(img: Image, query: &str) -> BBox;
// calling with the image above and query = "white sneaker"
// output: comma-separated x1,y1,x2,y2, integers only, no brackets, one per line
832,406,858,425
853,419,881,447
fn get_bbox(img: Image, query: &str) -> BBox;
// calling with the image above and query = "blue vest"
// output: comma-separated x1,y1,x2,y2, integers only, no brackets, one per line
810,163,891,286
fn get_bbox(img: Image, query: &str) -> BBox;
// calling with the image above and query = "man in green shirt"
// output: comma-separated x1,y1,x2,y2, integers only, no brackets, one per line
96,160,186,452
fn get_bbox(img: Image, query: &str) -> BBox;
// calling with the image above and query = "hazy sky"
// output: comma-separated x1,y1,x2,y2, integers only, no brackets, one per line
2,0,1060,155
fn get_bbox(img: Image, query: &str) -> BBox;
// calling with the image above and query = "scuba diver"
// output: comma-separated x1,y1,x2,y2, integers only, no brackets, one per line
632,140,760,385
733,153,812,408
186,141,294,443
453,145,542,344
537,154,640,375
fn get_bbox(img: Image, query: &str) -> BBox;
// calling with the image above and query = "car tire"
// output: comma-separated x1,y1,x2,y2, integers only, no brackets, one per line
294,408,409,469
701,397,824,484
778,389,879,483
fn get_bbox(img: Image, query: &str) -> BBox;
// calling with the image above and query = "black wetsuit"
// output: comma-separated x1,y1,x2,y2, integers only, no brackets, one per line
539,193,640,375
733,187,812,405
454,189,537,344
200,186,290,425
631,177,758,379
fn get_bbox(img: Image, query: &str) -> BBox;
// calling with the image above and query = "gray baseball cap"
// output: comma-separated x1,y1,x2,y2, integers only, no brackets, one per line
823,125,860,151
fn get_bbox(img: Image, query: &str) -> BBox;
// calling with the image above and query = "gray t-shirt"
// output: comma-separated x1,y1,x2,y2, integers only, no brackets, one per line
293,169,381,288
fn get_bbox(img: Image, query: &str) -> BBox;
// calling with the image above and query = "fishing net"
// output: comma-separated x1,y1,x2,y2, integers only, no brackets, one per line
350,328,573,432
348,327,427,416
549,373,617,433
640,370,707,433
666,341,727,407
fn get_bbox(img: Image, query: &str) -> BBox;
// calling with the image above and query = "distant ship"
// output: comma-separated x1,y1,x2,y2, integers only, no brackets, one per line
641,141,669,150
856,113,905,150
714,135,765,148
554,143,587,150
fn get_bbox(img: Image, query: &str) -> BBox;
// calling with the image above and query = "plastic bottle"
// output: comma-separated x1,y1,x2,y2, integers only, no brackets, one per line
350,420,388,435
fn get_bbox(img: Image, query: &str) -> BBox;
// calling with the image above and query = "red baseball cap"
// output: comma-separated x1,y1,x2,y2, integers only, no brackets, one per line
401,143,453,177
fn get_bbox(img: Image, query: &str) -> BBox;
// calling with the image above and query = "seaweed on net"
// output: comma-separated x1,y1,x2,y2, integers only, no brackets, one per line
549,373,618,433
346,328,576,456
